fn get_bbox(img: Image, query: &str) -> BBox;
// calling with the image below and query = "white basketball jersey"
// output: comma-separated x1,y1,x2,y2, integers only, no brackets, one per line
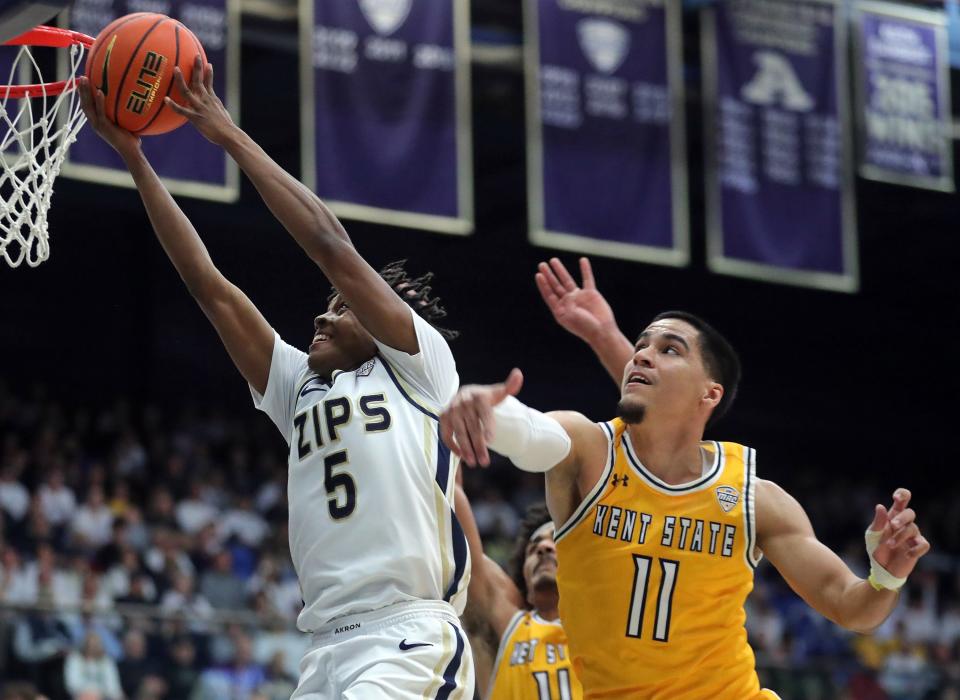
251,309,470,631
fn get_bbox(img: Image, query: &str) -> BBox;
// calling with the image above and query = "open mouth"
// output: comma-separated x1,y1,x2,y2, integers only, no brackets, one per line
626,371,652,387
310,333,331,350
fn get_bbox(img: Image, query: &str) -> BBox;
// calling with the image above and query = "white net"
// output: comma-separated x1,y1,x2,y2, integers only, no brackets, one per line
0,41,87,268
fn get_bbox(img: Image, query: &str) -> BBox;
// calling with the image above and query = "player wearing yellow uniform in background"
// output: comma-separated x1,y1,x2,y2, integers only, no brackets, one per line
441,258,930,699
455,483,582,700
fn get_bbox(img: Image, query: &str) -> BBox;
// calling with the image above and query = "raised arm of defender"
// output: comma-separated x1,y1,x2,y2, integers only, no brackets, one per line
79,77,275,394
439,371,607,527
535,257,633,382
165,57,419,355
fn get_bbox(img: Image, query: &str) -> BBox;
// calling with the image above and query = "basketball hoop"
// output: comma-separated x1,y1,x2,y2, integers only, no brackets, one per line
0,26,93,267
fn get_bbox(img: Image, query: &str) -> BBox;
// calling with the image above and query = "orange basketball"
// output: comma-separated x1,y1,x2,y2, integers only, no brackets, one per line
85,13,206,136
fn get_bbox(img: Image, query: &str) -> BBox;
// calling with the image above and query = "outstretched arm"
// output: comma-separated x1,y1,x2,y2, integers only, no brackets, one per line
440,370,608,526
166,58,418,354
758,483,929,634
79,78,274,394
536,257,633,382
454,483,524,638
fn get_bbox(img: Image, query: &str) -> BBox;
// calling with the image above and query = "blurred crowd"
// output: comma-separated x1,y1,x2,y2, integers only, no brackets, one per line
0,382,958,700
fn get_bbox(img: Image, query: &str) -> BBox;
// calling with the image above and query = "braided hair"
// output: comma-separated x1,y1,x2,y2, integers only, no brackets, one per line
328,260,459,340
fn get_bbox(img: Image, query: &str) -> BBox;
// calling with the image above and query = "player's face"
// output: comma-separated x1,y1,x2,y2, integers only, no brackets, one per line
308,295,378,377
523,526,558,598
618,319,720,426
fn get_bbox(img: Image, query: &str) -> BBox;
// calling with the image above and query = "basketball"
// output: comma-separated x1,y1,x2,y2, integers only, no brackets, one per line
85,13,206,136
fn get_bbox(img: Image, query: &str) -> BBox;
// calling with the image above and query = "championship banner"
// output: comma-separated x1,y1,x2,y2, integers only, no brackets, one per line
60,0,240,202
854,1,953,192
301,0,473,234
703,0,858,292
526,0,689,266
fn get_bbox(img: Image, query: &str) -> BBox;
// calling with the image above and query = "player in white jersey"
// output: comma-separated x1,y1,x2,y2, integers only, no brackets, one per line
79,59,474,699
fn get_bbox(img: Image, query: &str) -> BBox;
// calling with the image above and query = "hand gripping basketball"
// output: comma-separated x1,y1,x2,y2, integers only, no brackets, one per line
78,76,141,158
164,55,236,147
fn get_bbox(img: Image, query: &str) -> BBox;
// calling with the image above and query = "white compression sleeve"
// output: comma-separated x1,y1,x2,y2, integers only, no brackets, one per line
487,396,572,472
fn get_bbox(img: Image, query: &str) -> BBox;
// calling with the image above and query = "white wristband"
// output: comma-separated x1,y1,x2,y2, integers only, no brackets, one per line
865,528,907,591
488,396,572,473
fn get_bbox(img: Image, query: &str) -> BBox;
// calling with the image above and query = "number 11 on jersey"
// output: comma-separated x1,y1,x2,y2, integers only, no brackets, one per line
627,554,680,642
533,668,574,700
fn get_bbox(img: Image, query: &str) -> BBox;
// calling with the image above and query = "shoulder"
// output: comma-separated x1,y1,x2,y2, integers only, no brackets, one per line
756,479,814,540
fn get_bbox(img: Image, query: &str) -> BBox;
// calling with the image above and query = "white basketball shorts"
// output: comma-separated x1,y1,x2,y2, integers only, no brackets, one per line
292,600,475,699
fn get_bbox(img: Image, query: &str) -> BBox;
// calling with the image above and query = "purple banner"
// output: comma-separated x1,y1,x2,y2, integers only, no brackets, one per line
302,0,473,234
856,2,953,191
704,0,858,292
526,0,688,266
61,0,239,202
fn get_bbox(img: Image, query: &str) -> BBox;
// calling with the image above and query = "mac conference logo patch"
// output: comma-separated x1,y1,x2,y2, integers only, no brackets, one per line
359,0,412,36
577,18,631,75
715,485,740,513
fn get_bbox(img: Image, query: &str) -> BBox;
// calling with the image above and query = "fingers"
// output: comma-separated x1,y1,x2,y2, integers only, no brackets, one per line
204,61,214,92
535,272,561,311
163,95,194,117
538,261,566,298
491,368,524,405
78,76,95,119
579,257,596,290
906,536,930,559
888,488,911,517
439,414,461,460
93,87,108,122
449,410,479,466
549,257,578,292
460,399,490,466
867,503,887,533
191,54,203,91
172,66,192,101
503,368,523,398
886,522,919,549
888,507,915,531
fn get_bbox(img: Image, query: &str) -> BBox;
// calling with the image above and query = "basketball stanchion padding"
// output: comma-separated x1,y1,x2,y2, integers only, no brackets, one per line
0,25,93,268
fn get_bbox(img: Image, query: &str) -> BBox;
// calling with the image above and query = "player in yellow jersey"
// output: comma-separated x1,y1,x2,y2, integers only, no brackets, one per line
440,258,930,699
454,479,583,700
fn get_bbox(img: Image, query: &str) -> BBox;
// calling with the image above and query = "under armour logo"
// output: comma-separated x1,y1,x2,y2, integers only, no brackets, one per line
611,474,629,487
741,50,814,112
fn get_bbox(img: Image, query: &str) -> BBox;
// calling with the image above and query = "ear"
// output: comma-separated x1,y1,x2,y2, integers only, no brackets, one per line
702,382,723,411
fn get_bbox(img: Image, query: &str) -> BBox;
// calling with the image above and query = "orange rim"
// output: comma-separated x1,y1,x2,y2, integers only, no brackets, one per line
0,25,95,98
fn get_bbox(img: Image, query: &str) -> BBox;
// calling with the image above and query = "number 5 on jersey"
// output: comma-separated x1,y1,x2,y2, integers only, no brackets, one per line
291,393,393,521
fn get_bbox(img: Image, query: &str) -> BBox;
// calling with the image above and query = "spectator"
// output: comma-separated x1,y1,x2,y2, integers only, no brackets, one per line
0,546,33,603
117,629,165,699
63,631,123,700
200,549,247,610
164,636,200,700
12,612,73,696
70,485,113,550
159,573,214,634
0,462,30,524
257,651,297,700
194,630,264,700
37,469,76,529
175,480,219,535
218,495,269,549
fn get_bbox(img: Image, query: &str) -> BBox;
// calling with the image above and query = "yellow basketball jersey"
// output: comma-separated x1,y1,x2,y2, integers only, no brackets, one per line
488,610,584,700
555,419,778,699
